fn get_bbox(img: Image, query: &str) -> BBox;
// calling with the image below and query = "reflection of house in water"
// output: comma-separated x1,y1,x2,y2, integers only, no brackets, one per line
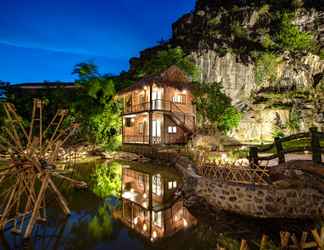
118,165,196,241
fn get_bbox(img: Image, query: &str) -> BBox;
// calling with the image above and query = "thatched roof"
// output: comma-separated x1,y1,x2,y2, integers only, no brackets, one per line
118,66,194,95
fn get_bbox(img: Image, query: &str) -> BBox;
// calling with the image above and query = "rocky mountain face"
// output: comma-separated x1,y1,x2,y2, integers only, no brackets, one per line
132,0,324,143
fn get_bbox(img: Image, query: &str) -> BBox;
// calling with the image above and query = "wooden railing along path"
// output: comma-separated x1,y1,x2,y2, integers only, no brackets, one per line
198,160,270,185
249,127,324,167
217,226,324,250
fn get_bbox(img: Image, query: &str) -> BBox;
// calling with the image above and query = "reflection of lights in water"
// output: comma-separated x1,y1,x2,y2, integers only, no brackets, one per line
152,231,157,239
143,224,147,232
143,193,147,199
134,217,138,225
183,219,188,227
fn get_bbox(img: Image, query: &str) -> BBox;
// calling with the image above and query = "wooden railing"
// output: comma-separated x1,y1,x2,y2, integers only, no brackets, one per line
123,135,149,144
249,127,324,166
123,99,193,115
217,226,324,250
198,161,270,185
123,99,173,114
123,135,162,145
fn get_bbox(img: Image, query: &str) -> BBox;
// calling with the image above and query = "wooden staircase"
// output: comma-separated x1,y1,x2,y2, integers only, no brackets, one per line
165,102,195,142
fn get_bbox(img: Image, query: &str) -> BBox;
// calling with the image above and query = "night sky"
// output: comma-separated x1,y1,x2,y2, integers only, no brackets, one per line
0,0,195,83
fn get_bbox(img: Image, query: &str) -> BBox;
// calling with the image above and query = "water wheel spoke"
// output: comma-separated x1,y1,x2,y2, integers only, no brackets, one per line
0,99,82,238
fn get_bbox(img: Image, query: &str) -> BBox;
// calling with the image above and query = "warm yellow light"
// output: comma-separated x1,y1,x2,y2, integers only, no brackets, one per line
182,89,187,94
143,193,147,199
152,231,157,239
221,153,228,161
143,224,147,232
134,217,138,225
183,219,188,227
130,188,134,193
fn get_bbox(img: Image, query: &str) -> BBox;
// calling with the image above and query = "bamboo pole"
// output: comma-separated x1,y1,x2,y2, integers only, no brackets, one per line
240,239,249,250
24,174,49,239
48,178,71,216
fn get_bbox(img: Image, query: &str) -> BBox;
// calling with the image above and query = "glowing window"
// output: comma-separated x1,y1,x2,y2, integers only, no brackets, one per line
168,126,177,134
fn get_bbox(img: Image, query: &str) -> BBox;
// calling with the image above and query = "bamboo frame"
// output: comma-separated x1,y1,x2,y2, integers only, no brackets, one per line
0,99,84,239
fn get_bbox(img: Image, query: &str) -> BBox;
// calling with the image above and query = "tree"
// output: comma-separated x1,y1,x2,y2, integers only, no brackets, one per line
72,62,121,150
193,81,241,134
139,47,198,79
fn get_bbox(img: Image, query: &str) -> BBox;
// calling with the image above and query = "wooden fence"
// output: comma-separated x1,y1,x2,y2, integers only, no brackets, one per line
249,127,324,167
198,161,270,185
217,226,324,250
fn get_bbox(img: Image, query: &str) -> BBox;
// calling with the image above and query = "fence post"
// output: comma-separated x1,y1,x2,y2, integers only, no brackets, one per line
275,137,285,164
310,127,321,164
249,147,258,167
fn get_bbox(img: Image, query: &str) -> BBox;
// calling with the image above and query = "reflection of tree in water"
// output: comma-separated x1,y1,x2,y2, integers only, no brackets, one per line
0,159,123,250
63,201,122,250
91,161,122,198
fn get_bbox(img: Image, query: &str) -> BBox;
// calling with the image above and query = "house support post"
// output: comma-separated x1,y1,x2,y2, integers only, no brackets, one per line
310,127,321,164
149,83,153,145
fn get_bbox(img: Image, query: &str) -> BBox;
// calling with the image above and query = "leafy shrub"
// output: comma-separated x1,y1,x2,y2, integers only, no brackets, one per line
217,106,241,133
194,81,241,134
272,126,285,138
320,48,324,60
262,34,275,49
258,4,270,16
208,17,221,26
255,52,281,85
285,108,301,133
140,47,198,79
231,22,248,39
275,13,314,52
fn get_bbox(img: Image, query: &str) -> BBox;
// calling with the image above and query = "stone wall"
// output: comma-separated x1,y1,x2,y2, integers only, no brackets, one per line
175,156,324,219
193,177,324,218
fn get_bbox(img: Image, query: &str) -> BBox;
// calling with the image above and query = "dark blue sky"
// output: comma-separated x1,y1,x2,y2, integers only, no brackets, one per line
0,0,195,83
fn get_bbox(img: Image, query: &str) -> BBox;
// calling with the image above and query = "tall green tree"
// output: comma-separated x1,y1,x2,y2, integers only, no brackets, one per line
194,81,241,134
72,63,122,150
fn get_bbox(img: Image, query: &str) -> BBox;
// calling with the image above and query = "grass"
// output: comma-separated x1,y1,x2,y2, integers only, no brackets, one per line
258,137,324,154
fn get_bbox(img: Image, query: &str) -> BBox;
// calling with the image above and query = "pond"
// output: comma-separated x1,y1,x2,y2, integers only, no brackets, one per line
0,159,319,250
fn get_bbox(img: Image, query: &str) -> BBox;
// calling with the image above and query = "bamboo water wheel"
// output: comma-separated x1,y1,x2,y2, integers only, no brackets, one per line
0,99,87,239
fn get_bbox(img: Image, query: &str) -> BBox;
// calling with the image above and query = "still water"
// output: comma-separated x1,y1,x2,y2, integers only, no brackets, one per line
0,160,318,250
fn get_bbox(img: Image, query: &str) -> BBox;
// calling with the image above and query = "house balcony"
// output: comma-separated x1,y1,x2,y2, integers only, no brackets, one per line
123,100,179,115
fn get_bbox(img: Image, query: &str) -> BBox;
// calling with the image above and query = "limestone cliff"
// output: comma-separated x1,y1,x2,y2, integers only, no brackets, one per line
131,0,324,143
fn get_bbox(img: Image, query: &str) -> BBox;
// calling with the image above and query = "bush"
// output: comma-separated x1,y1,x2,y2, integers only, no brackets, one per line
194,81,241,134
217,106,241,133
140,47,198,79
275,13,314,52
255,52,281,85
262,34,274,49
320,48,324,60
231,22,248,39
